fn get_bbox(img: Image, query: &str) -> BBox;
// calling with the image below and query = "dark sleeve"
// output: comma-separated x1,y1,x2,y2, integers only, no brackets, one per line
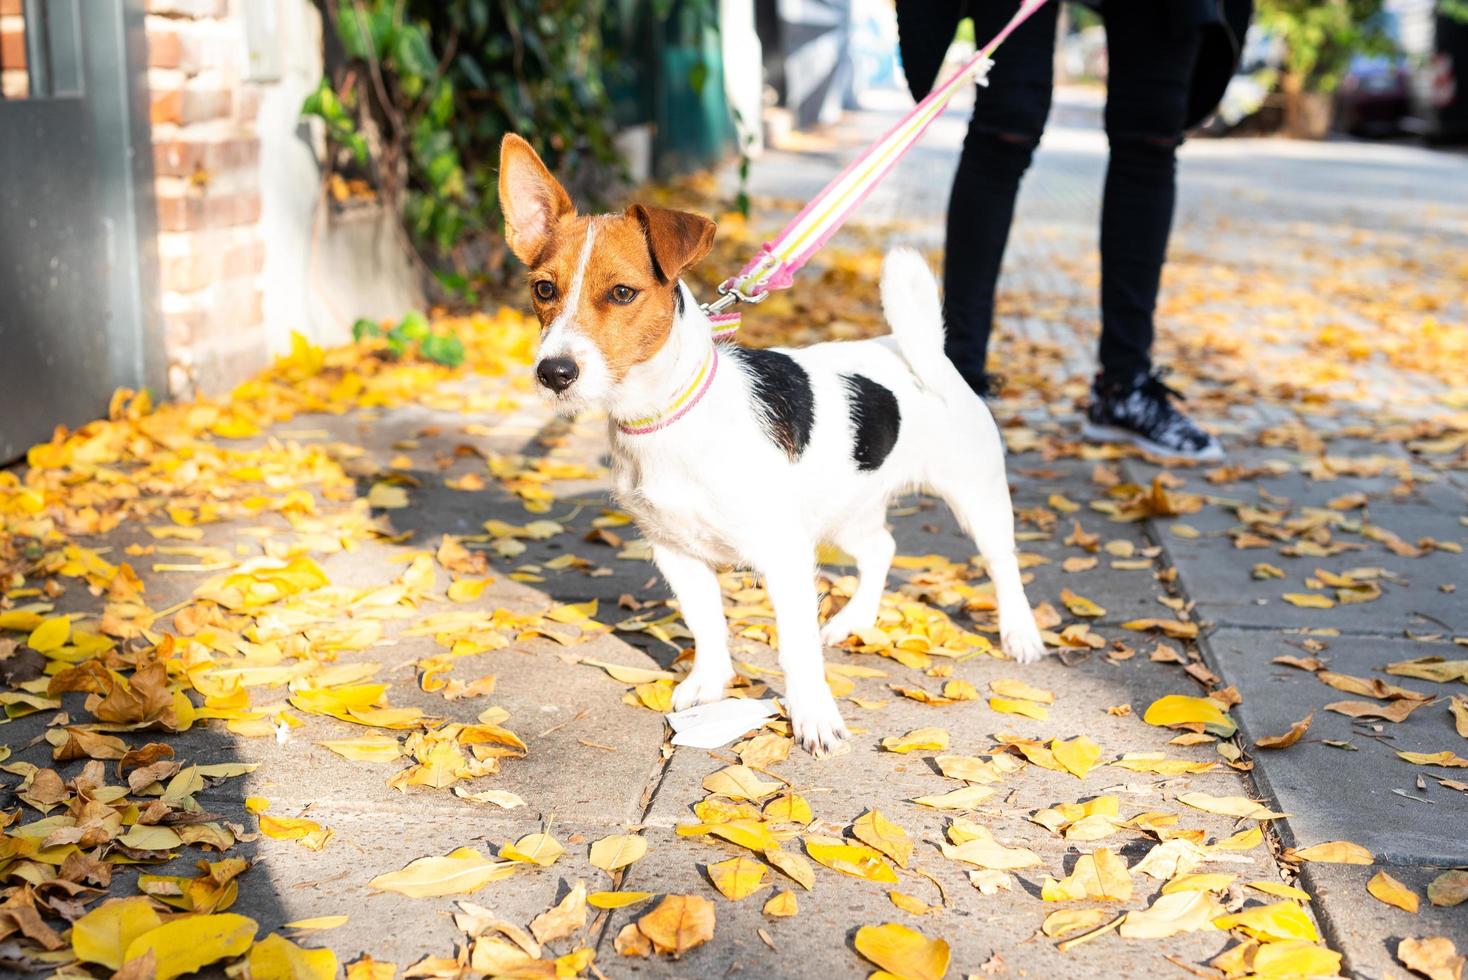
895,0,967,102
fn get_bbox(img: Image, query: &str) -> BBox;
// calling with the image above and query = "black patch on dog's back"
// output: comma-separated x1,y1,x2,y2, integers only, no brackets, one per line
841,373,901,471
732,347,814,460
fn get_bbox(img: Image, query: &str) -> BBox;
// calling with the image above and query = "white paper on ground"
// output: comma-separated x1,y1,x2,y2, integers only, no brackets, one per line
666,698,778,748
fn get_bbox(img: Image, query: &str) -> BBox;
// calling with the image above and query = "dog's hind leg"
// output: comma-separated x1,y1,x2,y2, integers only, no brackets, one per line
928,461,1048,664
820,520,895,645
656,544,735,710
756,542,850,755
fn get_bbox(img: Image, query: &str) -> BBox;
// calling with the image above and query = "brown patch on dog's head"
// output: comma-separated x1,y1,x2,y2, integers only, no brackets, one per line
499,135,716,385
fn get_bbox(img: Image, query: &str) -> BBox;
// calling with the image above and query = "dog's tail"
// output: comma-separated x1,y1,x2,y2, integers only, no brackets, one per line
881,247,972,407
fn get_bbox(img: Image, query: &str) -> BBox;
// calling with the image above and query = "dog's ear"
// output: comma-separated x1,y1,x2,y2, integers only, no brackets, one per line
499,134,574,266
626,204,716,284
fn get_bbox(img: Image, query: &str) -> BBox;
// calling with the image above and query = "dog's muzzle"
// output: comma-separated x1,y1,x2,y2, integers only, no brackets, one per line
536,356,579,393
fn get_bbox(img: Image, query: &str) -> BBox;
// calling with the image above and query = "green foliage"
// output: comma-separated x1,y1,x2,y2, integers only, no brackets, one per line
353,313,465,367
1256,0,1396,93
301,0,628,298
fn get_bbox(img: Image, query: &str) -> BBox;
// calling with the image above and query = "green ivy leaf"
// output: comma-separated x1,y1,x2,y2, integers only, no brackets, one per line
351,318,381,342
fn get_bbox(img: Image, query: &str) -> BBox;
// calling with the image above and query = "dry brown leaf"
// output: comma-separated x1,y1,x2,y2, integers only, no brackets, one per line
1256,713,1312,750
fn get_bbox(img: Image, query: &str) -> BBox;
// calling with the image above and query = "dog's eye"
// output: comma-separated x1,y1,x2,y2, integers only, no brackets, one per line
533,280,557,302
609,285,638,305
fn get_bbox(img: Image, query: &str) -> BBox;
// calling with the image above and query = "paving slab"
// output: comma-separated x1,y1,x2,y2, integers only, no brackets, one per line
1197,629,1468,866
1301,863,1468,980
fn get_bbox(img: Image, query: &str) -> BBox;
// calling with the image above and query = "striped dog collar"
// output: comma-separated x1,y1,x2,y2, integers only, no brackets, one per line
615,345,719,436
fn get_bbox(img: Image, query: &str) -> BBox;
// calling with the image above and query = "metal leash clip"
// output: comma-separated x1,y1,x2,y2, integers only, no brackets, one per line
701,282,770,316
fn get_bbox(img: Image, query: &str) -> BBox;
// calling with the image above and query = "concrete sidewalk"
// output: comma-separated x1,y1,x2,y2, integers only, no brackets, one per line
1,88,1464,978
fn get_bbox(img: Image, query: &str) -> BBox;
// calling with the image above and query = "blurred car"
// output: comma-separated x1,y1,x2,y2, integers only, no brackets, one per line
1395,0,1468,143
1335,53,1411,135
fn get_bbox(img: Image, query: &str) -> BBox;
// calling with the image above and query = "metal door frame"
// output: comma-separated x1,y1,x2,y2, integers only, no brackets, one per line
0,0,161,460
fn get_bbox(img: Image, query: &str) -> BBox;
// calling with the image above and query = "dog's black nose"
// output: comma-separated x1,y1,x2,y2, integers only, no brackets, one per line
536,356,579,393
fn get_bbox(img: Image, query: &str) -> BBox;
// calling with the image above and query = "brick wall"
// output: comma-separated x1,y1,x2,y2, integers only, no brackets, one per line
0,0,28,99
146,0,268,397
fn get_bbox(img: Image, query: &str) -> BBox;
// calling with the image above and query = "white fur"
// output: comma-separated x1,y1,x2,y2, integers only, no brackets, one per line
537,221,612,413
535,246,1047,754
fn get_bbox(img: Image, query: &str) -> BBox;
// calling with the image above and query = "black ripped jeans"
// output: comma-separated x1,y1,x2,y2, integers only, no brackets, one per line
937,1,1202,390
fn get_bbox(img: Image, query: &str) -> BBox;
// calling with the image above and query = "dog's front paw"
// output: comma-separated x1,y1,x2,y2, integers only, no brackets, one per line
671,669,734,711
820,601,879,646
1002,618,1048,664
784,687,850,757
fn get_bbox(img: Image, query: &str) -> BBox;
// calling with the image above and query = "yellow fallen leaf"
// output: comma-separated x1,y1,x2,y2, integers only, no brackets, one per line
72,897,164,970
1041,848,1132,902
1143,695,1237,737
344,954,397,980
589,834,647,873
1122,618,1199,639
1242,940,1343,978
1042,908,1112,938
259,814,327,843
1050,736,1101,778
1111,752,1216,776
530,880,587,944
881,727,949,754
852,809,913,868
763,890,798,917
1178,792,1286,820
1450,696,1468,739
1368,870,1420,913
1060,589,1106,618
1246,881,1311,902
914,785,996,810
282,915,349,931
581,658,676,684
708,857,769,901
446,578,495,603
888,890,934,915
637,895,715,957
989,678,1055,704
939,828,1041,871
764,847,816,890
367,483,409,509
764,793,813,824
853,922,950,980
248,934,339,980
589,891,653,909
1282,592,1334,608
805,837,898,883
989,697,1048,721
1162,873,1237,895
369,847,517,897
1289,840,1374,864
1213,826,1264,851
1213,901,1319,942
452,786,526,809
1399,936,1465,980
123,913,258,980
27,616,71,653
1119,890,1224,939
501,833,565,867
1398,750,1468,768
703,765,783,801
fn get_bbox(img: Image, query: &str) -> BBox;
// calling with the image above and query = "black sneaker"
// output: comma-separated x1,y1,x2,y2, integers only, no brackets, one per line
1082,369,1224,462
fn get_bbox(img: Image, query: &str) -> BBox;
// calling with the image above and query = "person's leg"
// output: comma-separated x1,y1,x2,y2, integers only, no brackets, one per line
942,0,1058,395
1084,1,1222,461
1097,1,1202,381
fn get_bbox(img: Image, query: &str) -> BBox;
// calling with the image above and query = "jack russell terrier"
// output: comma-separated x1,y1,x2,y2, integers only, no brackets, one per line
499,134,1047,754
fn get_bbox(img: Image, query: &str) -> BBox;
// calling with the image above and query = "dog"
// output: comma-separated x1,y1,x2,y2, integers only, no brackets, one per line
498,134,1047,754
